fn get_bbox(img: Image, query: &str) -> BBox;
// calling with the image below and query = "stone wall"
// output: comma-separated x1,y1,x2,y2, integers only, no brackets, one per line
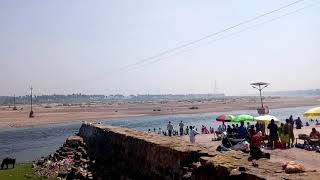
78,123,319,180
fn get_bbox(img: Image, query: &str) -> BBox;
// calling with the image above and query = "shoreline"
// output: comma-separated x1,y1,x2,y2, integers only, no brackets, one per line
0,104,317,131
0,96,318,130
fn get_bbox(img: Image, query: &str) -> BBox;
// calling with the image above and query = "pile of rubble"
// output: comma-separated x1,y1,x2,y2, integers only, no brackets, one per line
34,135,93,180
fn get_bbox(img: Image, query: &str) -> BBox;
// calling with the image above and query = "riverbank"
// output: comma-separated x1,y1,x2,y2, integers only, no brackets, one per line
0,96,319,129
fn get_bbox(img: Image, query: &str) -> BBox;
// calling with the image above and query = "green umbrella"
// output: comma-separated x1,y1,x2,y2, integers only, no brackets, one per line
232,114,254,123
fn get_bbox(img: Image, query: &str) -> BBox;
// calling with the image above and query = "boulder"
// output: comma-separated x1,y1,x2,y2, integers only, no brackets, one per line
66,136,83,147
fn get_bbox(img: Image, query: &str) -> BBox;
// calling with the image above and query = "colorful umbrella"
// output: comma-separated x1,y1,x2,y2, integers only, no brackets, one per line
216,114,235,122
304,107,320,118
232,114,254,123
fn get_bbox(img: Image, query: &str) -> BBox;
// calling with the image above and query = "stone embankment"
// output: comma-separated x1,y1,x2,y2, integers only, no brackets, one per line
36,123,320,179
35,135,93,179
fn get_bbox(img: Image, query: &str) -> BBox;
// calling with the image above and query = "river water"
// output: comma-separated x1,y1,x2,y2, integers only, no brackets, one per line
0,106,317,163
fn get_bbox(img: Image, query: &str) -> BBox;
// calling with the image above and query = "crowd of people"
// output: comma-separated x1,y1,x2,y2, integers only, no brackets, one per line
147,121,219,143
221,115,310,149
226,115,320,159
146,115,320,157
148,121,217,136
164,121,199,144
265,115,319,149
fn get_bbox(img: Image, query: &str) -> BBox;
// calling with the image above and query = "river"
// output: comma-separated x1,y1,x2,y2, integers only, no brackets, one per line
0,106,317,163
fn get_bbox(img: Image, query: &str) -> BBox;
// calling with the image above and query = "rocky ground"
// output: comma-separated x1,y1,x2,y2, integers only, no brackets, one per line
34,135,93,180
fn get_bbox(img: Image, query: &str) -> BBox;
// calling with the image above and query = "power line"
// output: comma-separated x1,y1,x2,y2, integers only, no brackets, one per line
110,0,306,74
129,1,319,70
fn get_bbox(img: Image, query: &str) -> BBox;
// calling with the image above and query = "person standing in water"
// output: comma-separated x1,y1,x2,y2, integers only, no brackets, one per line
167,121,173,137
179,121,184,136
189,126,198,144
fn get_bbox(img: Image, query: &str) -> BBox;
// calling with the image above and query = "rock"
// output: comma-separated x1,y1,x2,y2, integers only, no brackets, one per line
80,158,88,164
88,175,94,180
230,168,241,176
36,159,44,165
76,168,87,180
57,171,68,178
199,156,211,165
191,162,201,169
238,166,246,172
283,161,306,174
66,171,76,180
66,136,83,146
182,172,192,179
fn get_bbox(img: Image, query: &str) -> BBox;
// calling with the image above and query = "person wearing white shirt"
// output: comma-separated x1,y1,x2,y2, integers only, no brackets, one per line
167,121,174,137
189,126,198,144
158,128,163,135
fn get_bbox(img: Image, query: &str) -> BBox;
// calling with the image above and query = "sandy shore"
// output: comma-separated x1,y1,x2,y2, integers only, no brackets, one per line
180,125,320,172
0,96,319,129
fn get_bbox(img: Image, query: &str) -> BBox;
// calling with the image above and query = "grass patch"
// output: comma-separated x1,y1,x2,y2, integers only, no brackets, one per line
0,163,50,180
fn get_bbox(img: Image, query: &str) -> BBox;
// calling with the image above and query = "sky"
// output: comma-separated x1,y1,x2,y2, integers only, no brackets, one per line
0,0,319,96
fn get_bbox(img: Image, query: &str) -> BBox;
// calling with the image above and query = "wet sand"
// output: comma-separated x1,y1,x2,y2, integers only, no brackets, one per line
180,125,320,172
0,96,319,129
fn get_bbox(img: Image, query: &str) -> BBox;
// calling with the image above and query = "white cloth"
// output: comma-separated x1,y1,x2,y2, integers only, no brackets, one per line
189,129,198,143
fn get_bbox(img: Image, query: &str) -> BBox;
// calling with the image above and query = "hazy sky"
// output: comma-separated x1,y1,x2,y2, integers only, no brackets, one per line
0,0,319,96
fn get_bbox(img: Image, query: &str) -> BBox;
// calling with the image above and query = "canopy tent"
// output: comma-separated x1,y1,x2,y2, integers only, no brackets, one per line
232,114,254,123
303,107,320,119
216,114,235,122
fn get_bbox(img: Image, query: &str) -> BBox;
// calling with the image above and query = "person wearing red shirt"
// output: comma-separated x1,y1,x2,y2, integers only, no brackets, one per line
250,131,270,160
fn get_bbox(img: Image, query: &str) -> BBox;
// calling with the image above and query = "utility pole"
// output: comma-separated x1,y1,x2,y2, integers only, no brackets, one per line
29,86,34,118
13,94,17,110
213,80,218,94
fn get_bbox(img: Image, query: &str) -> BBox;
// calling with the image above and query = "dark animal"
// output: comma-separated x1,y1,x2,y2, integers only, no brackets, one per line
1,158,15,169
